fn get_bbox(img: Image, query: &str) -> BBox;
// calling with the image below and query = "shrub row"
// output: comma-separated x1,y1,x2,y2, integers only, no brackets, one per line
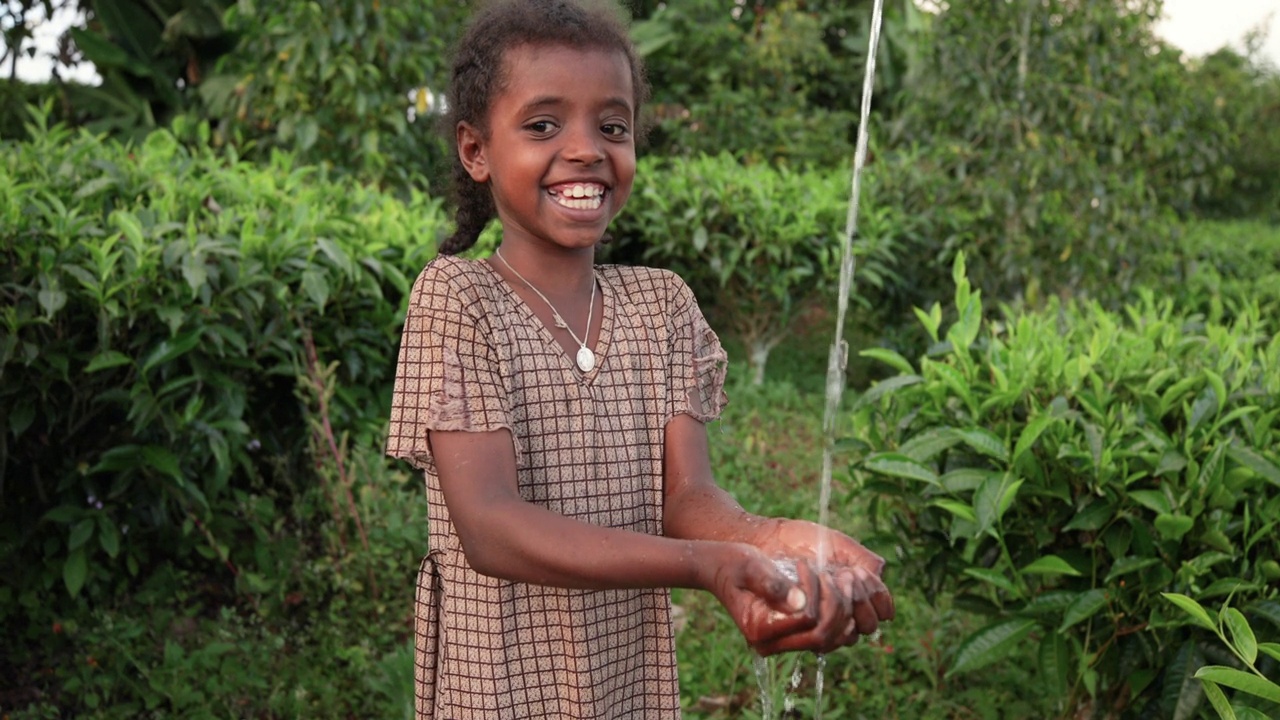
1,113,446,614
853,255,1280,718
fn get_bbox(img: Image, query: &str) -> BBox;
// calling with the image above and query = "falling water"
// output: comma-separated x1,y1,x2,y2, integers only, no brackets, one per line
812,0,886,716
750,1,885,717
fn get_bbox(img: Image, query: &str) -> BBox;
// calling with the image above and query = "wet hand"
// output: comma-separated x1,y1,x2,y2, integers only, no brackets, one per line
699,542,833,656
750,519,895,643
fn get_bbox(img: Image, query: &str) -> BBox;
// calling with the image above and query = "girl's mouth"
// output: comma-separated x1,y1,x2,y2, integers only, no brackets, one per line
547,182,606,211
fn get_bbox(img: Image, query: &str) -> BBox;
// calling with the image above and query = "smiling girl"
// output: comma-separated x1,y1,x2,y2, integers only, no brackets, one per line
385,1,894,717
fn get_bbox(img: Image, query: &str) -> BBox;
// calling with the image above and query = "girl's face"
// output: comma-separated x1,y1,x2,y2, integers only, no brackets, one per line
459,43,637,254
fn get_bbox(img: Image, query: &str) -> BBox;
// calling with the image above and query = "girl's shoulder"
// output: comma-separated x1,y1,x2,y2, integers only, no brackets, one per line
597,264,689,299
410,254,500,303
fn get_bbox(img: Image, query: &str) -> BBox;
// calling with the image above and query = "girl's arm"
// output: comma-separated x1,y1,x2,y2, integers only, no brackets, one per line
429,426,823,654
662,412,896,641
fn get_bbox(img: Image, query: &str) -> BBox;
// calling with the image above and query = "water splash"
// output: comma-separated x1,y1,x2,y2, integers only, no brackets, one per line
753,655,775,720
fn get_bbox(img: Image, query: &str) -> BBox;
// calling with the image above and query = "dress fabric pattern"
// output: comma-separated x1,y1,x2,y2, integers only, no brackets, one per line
386,255,728,719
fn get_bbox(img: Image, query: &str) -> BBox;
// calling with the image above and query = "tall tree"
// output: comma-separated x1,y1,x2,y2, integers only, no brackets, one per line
883,0,1232,307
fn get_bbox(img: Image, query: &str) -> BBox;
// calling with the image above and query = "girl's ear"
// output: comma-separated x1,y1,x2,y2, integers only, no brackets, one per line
457,122,489,183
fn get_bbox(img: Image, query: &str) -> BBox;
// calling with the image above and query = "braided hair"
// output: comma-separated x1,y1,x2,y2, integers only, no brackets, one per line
437,0,650,255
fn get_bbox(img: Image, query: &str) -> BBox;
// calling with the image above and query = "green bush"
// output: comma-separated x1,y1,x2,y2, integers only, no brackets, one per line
0,111,444,612
851,255,1280,718
1155,220,1280,322
612,153,898,384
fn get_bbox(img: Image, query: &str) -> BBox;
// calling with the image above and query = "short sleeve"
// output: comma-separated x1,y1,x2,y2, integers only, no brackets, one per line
386,262,512,470
665,278,729,423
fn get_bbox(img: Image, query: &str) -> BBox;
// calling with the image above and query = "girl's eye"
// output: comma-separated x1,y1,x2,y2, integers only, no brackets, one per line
526,120,557,134
601,123,630,138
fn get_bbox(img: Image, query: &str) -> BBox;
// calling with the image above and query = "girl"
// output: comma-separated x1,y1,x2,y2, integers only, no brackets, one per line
386,1,894,717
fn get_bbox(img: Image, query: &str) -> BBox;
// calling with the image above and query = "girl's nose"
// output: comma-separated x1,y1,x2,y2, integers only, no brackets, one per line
561,123,605,165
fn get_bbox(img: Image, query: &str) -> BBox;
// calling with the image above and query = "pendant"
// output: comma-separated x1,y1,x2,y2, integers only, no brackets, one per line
576,346,596,373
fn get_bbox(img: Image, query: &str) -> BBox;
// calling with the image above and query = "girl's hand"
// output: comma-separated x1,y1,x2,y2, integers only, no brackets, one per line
751,519,895,641
700,542,850,656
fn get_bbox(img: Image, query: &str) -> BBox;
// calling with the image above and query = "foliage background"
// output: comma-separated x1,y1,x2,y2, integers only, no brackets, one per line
3,0,1279,717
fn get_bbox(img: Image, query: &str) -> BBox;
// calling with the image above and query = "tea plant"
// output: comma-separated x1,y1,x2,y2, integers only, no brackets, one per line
613,153,898,384
1163,593,1280,720
0,109,444,612
852,254,1280,718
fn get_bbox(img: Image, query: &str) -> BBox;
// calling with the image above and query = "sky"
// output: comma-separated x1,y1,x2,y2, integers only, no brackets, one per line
4,0,1280,84
1155,0,1280,68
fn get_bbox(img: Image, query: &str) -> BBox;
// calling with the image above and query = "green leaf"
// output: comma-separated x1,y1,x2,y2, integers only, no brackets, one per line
692,226,708,252
10,403,36,438
1059,588,1108,631
932,499,976,522
975,473,1020,536
859,347,914,376
854,374,923,408
141,330,202,374
951,428,1010,463
940,468,1001,494
1013,415,1055,464
112,210,145,246
1155,513,1195,541
963,567,1020,596
1233,708,1273,720
947,618,1037,676
862,453,939,486
68,27,131,68
1222,608,1257,666
142,446,183,482
1105,556,1161,582
1227,443,1280,488
296,118,320,151
68,518,95,551
301,268,331,309
1194,667,1280,704
1249,600,1280,632
181,252,208,296
1257,643,1280,663
927,360,974,410
1199,680,1236,720
1021,555,1082,576
1063,499,1116,532
85,351,132,373
1204,370,1227,415
898,428,961,463
1038,633,1070,699
1020,590,1080,616
64,547,87,597
1164,640,1206,720
97,515,121,558
38,287,67,317
1162,593,1216,630
1130,489,1172,516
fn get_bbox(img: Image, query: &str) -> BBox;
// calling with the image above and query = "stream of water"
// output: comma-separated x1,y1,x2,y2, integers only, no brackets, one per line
754,1,886,717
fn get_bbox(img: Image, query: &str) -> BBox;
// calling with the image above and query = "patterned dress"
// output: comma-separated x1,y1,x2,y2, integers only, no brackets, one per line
386,255,728,719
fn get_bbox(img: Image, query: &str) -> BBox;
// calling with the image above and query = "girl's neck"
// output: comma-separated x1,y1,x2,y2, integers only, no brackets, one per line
490,241,597,295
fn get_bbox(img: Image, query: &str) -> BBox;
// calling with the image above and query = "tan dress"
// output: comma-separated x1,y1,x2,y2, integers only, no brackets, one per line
386,255,728,719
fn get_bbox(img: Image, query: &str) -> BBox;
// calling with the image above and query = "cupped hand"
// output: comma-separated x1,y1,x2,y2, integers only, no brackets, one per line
701,542,832,655
751,519,895,640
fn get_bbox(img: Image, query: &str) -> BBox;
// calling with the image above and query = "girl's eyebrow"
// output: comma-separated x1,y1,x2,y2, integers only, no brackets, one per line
519,95,634,114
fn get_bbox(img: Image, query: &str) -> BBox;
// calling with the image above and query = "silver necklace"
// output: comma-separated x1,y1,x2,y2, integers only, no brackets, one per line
494,248,598,372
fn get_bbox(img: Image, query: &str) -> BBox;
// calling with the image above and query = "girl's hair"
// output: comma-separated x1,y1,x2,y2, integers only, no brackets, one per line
438,0,650,255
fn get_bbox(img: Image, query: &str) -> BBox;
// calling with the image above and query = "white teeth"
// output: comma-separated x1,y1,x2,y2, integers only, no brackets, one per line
549,183,605,210
553,195,604,210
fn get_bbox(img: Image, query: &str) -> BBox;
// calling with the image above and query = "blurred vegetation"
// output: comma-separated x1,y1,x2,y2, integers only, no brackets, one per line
4,0,1280,717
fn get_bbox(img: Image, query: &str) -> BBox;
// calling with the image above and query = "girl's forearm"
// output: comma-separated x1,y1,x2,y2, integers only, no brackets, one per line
458,493,746,591
663,481,775,544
